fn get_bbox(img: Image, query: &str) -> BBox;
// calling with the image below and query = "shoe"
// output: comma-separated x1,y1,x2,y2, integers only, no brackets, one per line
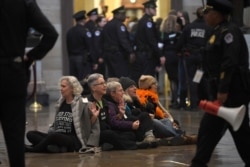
79,147,101,154
25,144,34,152
101,143,114,151
158,136,185,146
136,142,151,149
143,134,157,143
47,145,67,153
183,135,197,145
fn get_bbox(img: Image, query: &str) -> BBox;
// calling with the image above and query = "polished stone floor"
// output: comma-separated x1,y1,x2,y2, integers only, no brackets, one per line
0,100,247,167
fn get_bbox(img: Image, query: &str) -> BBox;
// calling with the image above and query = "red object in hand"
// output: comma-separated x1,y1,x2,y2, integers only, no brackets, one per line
199,100,221,115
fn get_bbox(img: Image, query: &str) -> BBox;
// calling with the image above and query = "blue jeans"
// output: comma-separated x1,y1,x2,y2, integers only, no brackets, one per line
152,118,180,138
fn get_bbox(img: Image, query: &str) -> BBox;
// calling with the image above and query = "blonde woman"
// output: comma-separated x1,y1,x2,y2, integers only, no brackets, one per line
160,14,182,109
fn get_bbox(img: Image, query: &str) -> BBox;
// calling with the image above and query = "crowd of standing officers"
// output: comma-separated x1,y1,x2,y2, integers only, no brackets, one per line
66,0,212,111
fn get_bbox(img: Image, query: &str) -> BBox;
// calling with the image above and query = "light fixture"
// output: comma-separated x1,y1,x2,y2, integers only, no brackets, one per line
130,0,136,3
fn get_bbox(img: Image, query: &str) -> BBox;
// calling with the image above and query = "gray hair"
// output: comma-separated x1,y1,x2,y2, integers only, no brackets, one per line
87,73,104,89
59,76,83,96
106,81,121,95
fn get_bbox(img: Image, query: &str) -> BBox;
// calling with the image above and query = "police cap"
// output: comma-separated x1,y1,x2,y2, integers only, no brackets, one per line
73,10,86,21
204,0,233,14
87,8,98,16
112,6,126,14
143,0,157,8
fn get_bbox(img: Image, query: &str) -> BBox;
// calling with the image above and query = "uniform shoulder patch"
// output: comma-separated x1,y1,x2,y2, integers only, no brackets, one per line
86,31,92,38
120,25,126,32
95,30,101,36
147,22,152,28
224,33,233,44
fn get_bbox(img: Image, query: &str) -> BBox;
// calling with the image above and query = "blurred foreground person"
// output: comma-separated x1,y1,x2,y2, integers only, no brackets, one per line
190,0,250,166
0,0,58,166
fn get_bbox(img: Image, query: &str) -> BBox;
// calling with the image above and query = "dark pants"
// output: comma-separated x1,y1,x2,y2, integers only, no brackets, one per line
191,74,250,167
100,129,137,150
104,51,129,78
26,131,81,152
68,55,92,80
131,52,158,83
0,62,27,167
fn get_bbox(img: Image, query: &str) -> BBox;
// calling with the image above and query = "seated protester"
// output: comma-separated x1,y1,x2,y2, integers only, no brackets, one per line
87,73,138,151
105,81,158,147
137,75,197,145
26,76,100,153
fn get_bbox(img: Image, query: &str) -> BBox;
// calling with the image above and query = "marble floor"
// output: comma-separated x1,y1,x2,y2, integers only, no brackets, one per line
0,100,247,167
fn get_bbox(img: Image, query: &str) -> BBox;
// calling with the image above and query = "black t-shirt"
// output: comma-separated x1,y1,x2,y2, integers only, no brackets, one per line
54,101,76,136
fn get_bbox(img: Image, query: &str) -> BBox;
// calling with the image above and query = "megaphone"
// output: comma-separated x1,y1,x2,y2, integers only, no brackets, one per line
199,100,246,131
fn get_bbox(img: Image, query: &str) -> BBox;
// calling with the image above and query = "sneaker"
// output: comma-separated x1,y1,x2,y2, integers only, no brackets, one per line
25,144,34,152
183,135,198,145
79,147,101,154
136,142,151,149
158,136,185,146
143,135,156,143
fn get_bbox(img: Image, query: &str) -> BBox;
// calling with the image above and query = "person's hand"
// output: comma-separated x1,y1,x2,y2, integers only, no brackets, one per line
132,120,140,130
129,53,136,63
89,102,100,117
217,93,228,105
98,57,104,64
93,64,98,70
149,113,155,119
160,56,166,65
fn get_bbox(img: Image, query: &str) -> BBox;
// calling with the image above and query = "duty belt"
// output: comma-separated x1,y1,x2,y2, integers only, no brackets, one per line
0,56,22,64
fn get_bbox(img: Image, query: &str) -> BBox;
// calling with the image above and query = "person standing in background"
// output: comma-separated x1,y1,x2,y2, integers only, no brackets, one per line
0,0,58,166
66,11,96,81
102,6,135,78
131,0,165,83
190,0,250,166
93,16,107,78
85,8,98,33
176,6,211,110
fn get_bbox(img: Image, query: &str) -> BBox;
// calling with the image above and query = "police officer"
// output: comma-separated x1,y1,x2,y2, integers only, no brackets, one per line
85,8,98,33
66,11,96,80
93,15,107,78
131,0,165,83
190,0,250,166
176,6,212,110
0,0,58,166
102,6,134,78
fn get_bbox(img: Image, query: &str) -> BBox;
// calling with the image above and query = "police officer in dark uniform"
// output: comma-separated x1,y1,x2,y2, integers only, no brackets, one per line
176,6,212,110
0,0,58,166
93,15,107,78
66,11,96,80
85,8,98,33
102,6,134,78
131,0,165,83
190,0,250,166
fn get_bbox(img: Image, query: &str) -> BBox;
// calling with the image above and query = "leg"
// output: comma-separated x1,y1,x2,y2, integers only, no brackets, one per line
191,113,227,167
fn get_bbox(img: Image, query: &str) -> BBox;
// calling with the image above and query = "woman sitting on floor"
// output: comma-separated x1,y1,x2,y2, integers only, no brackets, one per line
25,76,100,153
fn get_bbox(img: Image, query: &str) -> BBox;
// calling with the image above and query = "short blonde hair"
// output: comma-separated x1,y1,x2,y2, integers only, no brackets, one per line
59,76,83,96
106,81,121,95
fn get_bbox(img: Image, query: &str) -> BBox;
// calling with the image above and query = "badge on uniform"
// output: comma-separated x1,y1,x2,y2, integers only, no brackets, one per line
193,69,204,83
120,25,126,32
147,22,152,28
224,33,233,44
95,30,100,36
209,35,216,44
86,32,92,38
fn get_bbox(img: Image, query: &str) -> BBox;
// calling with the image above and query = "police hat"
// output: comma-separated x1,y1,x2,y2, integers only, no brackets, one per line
204,0,233,14
112,6,126,14
87,8,98,16
143,0,157,8
73,10,86,21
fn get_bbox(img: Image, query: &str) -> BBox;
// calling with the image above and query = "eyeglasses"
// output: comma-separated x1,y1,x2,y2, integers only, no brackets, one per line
93,82,106,86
